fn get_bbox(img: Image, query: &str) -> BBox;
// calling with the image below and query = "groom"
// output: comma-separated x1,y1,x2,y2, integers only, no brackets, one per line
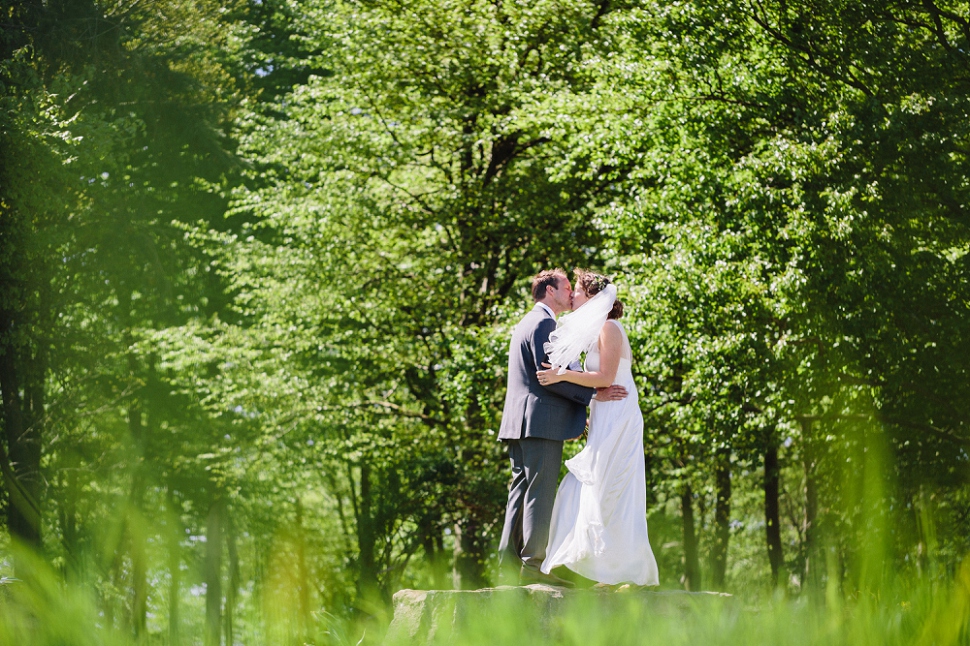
497,269,627,586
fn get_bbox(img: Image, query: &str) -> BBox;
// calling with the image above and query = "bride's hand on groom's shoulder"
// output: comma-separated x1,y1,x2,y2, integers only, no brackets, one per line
594,385,628,401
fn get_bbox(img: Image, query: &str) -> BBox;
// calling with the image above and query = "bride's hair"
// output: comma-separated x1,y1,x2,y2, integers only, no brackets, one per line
574,269,624,319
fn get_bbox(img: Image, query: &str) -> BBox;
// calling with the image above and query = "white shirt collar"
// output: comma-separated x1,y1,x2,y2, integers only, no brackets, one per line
536,302,555,319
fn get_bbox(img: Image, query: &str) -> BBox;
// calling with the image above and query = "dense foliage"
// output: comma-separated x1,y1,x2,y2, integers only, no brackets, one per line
1,0,968,643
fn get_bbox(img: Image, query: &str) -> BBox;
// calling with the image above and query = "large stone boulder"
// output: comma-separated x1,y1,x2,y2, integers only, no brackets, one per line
383,585,733,645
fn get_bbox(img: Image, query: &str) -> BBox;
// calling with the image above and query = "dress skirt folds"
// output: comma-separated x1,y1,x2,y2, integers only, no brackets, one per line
540,324,659,586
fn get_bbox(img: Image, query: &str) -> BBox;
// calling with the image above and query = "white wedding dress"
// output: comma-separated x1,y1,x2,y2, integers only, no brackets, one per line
541,320,660,586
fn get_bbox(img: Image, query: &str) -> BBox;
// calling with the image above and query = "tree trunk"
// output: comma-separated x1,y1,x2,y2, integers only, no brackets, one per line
225,509,239,646
710,450,732,590
169,513,181,646
356,462,378,603
421,516,448,589
130,510,148,638
764,435,784,588
113,293,151,634
912,486,936,581
0,132,42,571
295,498,309,641
205,496,224,646
59,456,80,579
127,426,147,634
455,517,487,590
681,484,701,591
801,419,819,588
451,522,463,590
0,326,42,566
125,410,148,637
433,532,447,589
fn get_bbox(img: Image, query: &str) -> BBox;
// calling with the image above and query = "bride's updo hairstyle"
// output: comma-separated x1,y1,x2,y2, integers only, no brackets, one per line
574,269,624,320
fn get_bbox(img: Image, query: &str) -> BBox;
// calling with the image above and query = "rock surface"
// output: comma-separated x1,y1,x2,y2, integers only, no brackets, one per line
383,585,733,645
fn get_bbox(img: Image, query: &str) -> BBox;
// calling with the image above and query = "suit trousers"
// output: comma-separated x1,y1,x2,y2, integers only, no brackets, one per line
497,437,564,573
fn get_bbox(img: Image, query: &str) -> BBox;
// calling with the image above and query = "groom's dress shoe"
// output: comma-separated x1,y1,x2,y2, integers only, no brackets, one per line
519,566,575,588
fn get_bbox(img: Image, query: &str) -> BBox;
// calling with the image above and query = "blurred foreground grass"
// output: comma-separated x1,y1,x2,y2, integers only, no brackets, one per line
381,567,970,646
1,545,968,646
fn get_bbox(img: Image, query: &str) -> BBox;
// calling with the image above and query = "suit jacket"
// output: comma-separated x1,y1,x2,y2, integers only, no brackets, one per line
498,304,594,441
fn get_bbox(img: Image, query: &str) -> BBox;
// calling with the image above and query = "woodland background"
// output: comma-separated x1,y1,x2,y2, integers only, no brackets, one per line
2,0,969,644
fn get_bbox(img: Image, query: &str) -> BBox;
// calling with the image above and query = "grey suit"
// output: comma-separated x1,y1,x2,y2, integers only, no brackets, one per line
497,304,594,573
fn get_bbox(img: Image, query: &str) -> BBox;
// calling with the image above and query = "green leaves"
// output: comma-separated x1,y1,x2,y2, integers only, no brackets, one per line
5,0,970,622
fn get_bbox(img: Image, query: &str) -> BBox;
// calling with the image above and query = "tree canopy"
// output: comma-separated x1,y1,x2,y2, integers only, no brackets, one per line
1,0,969,642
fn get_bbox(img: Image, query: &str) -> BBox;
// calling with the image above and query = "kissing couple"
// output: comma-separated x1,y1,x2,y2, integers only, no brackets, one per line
497,268,659,588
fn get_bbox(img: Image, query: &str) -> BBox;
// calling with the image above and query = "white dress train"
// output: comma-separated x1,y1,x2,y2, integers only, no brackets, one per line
541,320,659,586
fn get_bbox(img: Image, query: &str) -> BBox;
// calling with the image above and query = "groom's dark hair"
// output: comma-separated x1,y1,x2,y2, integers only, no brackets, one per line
532,269,566,302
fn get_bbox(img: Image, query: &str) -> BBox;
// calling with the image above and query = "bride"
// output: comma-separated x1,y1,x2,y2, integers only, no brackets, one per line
535,270,659,586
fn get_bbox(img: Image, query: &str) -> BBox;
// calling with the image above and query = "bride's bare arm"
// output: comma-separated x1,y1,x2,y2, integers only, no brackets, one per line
537,323,623,389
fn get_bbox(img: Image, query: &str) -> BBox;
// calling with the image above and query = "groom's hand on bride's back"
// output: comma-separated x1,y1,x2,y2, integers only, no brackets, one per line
594,385,628,401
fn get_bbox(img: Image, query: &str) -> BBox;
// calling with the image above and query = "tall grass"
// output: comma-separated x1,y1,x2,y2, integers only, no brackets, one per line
379,564,970,646
2,542,967,646
1,416,967,645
